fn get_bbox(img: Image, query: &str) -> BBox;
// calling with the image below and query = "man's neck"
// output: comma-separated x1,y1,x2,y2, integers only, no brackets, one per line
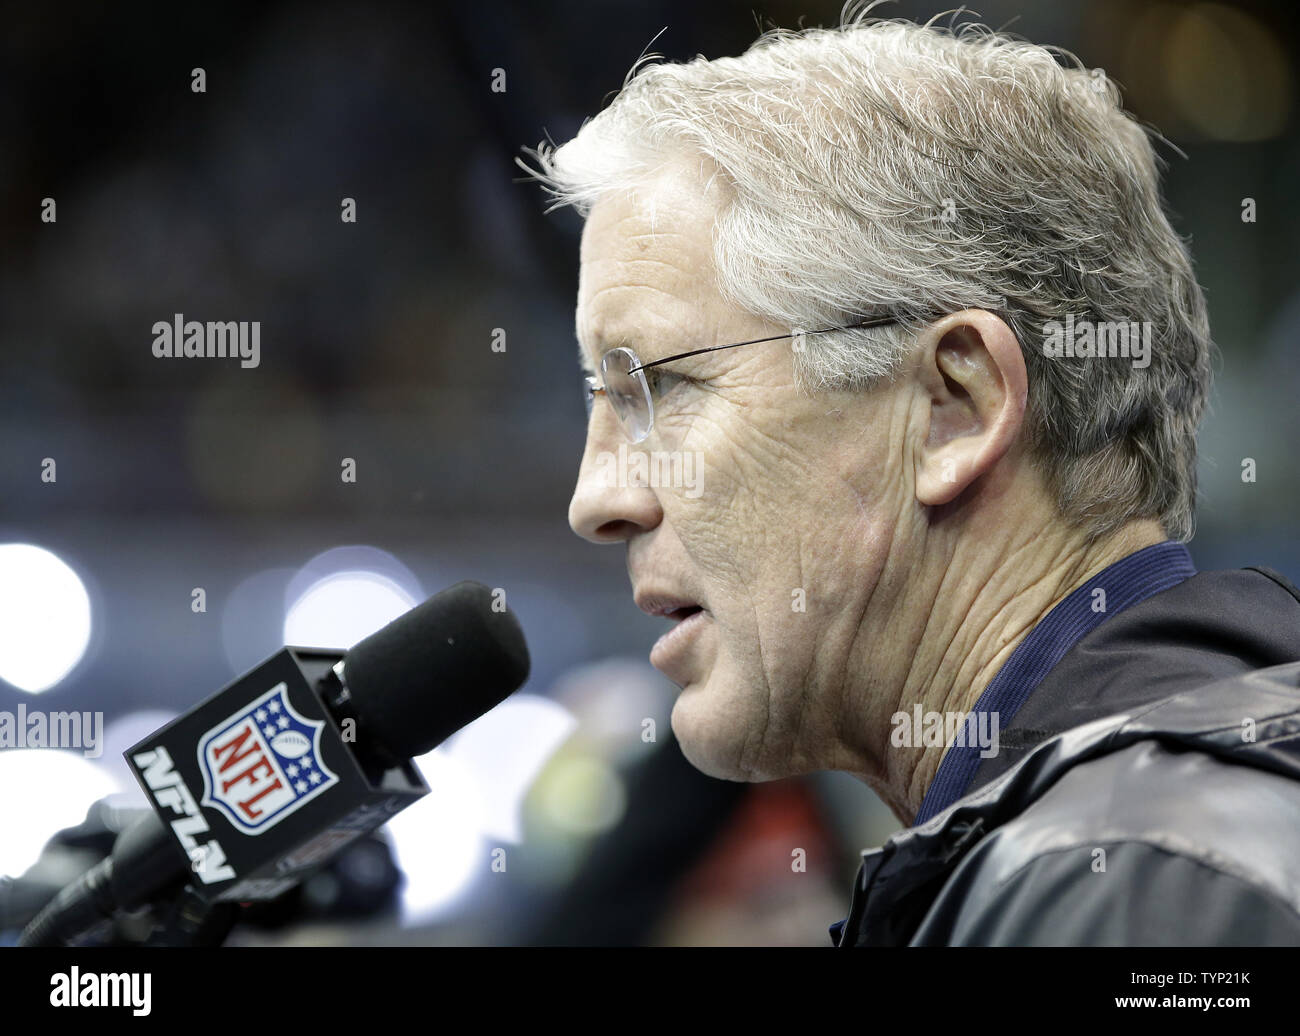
873,517,1169,825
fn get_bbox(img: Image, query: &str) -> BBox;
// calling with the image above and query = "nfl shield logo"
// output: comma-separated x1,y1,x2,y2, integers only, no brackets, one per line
198,681,338,835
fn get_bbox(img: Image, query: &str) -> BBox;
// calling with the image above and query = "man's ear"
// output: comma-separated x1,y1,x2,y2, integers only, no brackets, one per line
913,310,1027,507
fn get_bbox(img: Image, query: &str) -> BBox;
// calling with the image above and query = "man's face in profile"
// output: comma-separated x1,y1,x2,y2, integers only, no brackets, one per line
569,161,908,784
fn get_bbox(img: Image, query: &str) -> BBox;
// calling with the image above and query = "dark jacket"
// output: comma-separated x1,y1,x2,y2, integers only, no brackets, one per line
833,565,1300,945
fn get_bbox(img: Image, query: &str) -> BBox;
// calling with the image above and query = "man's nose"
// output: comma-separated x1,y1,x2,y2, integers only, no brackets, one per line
568,405,663,544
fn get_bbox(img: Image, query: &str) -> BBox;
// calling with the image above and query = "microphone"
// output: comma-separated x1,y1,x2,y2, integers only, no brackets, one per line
19,580,529,946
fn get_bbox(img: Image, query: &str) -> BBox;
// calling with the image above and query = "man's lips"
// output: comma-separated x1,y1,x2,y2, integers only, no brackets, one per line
635,591,710,683
634,592,705,621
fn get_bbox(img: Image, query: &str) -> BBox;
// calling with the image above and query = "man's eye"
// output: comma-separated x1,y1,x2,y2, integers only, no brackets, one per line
647,369,692,396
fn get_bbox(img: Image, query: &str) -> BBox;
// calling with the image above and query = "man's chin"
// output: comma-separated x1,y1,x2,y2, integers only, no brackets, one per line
669,682,755,782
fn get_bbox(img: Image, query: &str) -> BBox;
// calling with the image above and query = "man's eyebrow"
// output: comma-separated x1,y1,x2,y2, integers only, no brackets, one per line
576,329,656,374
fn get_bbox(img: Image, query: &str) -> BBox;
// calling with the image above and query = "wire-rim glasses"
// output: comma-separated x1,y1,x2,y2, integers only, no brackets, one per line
583,316,902,444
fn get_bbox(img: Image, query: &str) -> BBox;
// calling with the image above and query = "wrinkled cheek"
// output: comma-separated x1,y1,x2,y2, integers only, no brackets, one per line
672,488,755,590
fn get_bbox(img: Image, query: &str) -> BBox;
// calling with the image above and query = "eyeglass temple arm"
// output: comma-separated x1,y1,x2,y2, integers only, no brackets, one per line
627,317,898,375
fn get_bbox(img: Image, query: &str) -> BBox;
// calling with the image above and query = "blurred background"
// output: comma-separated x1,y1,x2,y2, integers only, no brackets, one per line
0,0,1297,945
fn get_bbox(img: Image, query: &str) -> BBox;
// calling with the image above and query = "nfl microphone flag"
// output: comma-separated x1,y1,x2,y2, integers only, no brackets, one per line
125,646,428,902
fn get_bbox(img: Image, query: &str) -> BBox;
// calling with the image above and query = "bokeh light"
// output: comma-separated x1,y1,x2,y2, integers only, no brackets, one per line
0,750,120,878
283,546,423,649
0,544,93,694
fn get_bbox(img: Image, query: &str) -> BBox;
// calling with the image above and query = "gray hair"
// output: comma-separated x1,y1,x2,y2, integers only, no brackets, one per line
523,12,1212,542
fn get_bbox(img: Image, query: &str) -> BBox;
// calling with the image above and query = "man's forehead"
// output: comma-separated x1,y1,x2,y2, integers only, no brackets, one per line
579,185,711,278
576,173,720,366
575,289,699,372
582,158,726,248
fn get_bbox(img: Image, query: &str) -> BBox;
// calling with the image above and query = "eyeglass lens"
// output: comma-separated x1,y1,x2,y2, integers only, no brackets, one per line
600,347,653,442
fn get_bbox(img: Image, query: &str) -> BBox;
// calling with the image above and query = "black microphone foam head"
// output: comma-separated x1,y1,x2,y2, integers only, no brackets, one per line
341,581,530,761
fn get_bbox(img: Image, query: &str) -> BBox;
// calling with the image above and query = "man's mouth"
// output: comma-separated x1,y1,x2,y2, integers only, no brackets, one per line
631,587,711,684
634,592,705,621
